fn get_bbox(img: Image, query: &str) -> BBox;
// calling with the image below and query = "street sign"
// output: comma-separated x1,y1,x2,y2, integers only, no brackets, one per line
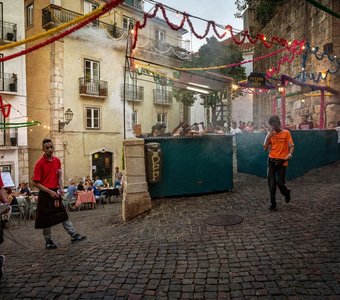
247,72,266,88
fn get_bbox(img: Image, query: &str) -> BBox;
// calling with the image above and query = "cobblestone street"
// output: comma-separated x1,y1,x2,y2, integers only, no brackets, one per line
0,162,339,299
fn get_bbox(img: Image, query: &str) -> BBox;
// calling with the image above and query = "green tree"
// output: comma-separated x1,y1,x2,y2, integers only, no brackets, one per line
234,0,284,28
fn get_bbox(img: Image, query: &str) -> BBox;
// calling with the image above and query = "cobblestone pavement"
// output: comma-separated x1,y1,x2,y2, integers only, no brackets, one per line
1,162,339,299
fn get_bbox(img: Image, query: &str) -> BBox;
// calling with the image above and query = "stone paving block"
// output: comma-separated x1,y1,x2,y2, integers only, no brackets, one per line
0,163,339,298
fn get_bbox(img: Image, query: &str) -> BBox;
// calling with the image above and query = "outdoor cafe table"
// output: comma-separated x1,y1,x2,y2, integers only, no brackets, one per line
74,191,95,210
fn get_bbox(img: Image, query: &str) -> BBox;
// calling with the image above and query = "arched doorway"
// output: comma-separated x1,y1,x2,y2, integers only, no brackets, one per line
92,151,113,181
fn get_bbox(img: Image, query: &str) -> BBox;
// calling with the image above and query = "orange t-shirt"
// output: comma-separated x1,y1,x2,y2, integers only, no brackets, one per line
268,130,294,165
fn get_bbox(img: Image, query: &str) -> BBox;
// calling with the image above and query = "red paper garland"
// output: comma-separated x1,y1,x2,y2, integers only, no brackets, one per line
132,3,305,52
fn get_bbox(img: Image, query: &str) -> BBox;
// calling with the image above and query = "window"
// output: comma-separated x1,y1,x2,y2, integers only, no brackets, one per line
83,0,98,14
86,107,100,129
0,53,3,91
157,113,167,126
123,16,135,31
155,29,165,43
127,110,137,130
84,59,99,82
26,3,34,27
132,111,138,126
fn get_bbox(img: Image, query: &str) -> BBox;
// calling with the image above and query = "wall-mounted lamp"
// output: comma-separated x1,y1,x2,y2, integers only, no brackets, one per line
58,108,73,132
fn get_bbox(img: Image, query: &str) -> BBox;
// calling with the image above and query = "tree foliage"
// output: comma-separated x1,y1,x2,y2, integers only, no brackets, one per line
234,0,284,28
175,36,246,127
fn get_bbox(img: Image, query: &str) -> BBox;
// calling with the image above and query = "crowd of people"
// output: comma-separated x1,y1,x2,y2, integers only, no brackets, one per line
144,114,339,139
66,167,123,206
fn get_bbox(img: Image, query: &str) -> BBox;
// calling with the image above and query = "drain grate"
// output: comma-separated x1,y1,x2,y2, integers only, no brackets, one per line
204,214,244,226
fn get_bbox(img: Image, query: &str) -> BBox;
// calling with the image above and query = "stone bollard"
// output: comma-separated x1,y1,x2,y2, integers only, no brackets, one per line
122,139,152,221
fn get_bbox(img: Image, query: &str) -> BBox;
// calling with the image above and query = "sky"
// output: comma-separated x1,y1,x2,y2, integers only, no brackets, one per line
144,0,244,52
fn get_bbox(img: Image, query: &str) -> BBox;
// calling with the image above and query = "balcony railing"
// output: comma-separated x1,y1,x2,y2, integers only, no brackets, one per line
79,78,108,97
0,73,18,93
42,4,125,39
121,84,144,101
0,21,17,43
123,0,144,10
0,128,18,146
153,89,173,105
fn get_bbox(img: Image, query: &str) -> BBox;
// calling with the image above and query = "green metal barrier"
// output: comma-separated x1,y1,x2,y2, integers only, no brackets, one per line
236,130,340,180
145,135,233,198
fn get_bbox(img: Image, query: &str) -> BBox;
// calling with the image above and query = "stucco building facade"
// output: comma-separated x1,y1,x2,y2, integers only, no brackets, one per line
0,0,29,187
24,0,187,185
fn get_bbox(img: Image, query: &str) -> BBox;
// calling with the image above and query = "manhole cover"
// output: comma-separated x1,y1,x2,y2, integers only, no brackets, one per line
204,214,244,226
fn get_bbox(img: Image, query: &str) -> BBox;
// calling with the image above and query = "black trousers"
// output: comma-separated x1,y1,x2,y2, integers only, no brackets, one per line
267,160,290,207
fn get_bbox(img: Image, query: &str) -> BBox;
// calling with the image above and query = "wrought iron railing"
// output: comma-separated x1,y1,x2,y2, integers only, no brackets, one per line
121,84,144,101
42,4,125,38
0,73,18,92
153,89,173,104
79,78,108,97
0,21,17,42
123,0,144,10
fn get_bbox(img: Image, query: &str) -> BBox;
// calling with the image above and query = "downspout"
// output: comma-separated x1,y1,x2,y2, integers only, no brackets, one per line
319,89,325,129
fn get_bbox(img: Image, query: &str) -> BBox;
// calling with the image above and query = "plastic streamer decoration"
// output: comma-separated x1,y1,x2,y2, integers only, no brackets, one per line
131,3,305,52
0,121,41,130
294,42,339,83
0,0,124,63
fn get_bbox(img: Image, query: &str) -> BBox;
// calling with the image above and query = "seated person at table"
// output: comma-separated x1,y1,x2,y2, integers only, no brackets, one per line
77,180,85,192
103,178,110,188
93,176,103,188
18,183,31,196
67,179,77,198
85,180,93,191
5,188,19,213
92,186,101,202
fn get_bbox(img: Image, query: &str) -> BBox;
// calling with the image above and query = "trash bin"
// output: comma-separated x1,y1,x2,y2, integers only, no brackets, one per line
145,142,162,183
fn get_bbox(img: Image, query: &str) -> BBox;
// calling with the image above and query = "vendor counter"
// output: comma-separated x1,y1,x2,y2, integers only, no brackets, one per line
144,135,233,198
236,130,340,180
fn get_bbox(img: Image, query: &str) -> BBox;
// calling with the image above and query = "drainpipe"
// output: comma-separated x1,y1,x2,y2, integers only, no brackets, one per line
319,89,325,129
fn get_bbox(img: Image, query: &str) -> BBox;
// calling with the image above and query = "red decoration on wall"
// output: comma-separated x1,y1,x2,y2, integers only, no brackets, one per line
0,96,11,118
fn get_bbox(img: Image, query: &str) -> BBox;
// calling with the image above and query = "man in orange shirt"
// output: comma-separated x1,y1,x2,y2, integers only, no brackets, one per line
263,115,294,211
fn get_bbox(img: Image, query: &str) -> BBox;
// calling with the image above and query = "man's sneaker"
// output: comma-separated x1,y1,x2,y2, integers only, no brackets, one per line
45,239,57,250
285,189,291,203
0,255,5,280
269,205,278,212
71,234,86,243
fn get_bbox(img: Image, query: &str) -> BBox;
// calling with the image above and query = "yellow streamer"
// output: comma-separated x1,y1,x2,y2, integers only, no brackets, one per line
137,61,236,72
0,3,109,51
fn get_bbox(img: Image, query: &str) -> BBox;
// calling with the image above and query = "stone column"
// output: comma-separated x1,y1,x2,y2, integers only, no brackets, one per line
122,139,152,221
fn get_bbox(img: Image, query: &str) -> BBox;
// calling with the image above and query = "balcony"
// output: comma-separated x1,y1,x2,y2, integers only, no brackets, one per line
0,21,17,45
42,4,126,39
79,78,108,98
123,0,144,10
0,73,18,93
153,89,173,105
0,128,18,147
121,84,144,102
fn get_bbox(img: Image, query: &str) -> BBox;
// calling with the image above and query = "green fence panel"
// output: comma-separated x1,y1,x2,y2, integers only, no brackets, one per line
236,130,340,180
145,136,233,198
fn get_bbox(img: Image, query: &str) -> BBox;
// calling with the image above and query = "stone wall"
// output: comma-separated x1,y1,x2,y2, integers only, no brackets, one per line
122,139,152,221
252,0,340,128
